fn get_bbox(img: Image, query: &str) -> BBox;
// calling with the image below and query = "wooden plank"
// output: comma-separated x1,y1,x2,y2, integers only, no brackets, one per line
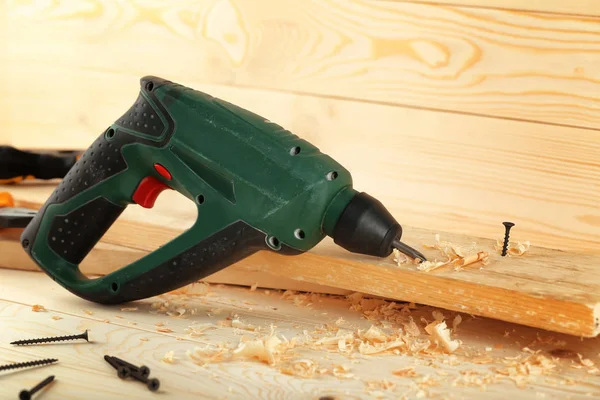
2,76,599,255
1,269,599,399
4,1,600,130
2,187,600,337
404,0,600,17
0,231,350,296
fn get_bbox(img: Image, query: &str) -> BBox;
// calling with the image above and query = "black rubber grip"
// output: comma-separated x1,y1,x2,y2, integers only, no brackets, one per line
82,221,301,304
48,198,125,264
21,75,176,265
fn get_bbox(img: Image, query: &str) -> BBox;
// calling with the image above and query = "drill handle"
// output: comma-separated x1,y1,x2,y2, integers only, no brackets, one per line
20,77,270,304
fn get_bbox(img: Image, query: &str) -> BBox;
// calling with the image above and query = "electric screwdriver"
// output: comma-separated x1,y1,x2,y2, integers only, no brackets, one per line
21,76,425,304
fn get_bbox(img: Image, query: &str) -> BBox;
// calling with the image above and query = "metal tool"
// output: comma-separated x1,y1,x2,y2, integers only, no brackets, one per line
0,208,37,229
20,75,427,305
501,222,515,257
104,355,159,392
0,358,58,372
19,375,55,400
0,145,79,184
11,330,89,346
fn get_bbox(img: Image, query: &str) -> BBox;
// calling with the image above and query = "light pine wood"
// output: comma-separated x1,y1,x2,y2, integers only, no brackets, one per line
4,0,600,131
406,0,600,16
2,186,600,337
1,269,599,400
3,76,600,256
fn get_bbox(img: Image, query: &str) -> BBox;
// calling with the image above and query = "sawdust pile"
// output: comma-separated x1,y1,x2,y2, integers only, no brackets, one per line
184,292,462,376
494,348,557,389
394,234,489,272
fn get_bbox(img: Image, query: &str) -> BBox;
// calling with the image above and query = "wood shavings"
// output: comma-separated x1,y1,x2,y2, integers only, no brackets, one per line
404,317,422,337
495,240,531,256
187,344,230,366
51,316,62,320
162,351,176,364
120,307,138,312
157,327,174,333
393,367,419,377
140,338,149,342
424,321,460,353
332,364,354,379
366,379,396,393
280,359,318,378
452,370,498,389
231,318,257,332
166,308,186,317
495,351,557,388
250,283,258,291
32,304,46,312
410,234,489,272
577,354,595,368
103,319,110,323
185,323,217,337
232,333,285,365
452,315,462,331
281,290,315,307
83,309,93,315
432,310,445,322
155,322,165,327
169,282,210,296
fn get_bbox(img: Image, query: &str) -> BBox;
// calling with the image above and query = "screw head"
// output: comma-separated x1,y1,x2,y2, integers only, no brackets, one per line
117,366,130,379
19,391,31,400
503,222,515,229
138,366,150,379
147,378,160,392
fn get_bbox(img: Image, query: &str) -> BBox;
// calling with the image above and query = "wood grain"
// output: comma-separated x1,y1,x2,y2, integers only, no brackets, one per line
4,1,600,130
1,269,599,399
2,187,600,337
405,0,600,17
3,72,600,256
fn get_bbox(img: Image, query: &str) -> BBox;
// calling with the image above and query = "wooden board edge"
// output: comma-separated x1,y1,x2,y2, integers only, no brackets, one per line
0,239,351,296
239,251,599,338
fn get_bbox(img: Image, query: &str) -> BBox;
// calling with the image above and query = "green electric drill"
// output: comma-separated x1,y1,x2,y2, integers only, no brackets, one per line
21,76,426,304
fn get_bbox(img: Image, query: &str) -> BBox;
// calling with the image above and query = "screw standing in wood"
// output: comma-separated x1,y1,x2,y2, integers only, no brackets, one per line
19,375,55,400
501,222,515,257
11,330,89,346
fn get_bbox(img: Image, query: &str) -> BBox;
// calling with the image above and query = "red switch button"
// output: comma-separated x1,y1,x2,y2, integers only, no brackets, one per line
132,176,171,209
154,163,172,180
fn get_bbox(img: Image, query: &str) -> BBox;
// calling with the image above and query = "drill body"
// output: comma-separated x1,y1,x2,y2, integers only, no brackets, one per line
22,77,406,304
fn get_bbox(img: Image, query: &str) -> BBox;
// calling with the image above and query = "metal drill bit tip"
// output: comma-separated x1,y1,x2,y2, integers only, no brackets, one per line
393,239,427,262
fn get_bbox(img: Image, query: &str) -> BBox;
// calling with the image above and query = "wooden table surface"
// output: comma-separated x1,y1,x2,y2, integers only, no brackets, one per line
0,269,599,399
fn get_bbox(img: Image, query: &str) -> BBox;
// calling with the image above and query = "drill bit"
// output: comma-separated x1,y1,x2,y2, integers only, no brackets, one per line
393,239,427,262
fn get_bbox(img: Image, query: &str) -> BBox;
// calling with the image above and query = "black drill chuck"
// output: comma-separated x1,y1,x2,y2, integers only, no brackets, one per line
331,192,426,261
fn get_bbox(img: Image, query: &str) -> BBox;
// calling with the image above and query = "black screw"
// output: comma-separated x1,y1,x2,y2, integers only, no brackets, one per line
104,355,158,391
108,356,150,379
19,375,55,400
0,358,58,372
11,330,89,346
501,222,515,256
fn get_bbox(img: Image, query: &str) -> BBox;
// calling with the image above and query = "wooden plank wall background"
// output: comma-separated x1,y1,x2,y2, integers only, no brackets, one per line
1,0,599,253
